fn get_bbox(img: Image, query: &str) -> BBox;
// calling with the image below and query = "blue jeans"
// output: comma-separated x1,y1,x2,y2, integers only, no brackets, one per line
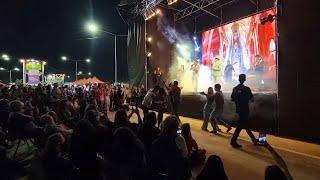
202,103,213,130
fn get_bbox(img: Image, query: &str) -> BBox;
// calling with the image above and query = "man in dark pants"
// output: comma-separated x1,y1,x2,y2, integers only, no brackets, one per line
230,74,258,148
170,81,181,119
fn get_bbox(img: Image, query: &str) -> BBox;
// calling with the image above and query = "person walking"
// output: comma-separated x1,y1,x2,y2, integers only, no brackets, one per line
200,87,214,131
209,84,232,134
230,74,258,148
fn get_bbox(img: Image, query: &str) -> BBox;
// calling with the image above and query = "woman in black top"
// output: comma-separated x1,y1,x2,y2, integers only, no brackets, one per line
200,87,215,131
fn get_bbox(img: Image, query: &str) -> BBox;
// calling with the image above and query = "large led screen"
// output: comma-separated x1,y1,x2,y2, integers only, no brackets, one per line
201,9,277,92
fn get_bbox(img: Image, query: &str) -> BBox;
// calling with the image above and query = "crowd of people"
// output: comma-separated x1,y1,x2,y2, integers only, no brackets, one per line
0,77,288,180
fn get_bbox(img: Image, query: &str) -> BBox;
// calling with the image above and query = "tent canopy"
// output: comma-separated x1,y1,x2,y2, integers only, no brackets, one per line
73,77,105,85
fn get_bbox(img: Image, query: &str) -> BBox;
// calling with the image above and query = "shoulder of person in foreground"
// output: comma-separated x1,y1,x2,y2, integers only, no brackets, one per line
175,135,188,157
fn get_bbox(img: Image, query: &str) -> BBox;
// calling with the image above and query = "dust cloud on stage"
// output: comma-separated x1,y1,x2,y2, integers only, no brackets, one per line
154,9,277,94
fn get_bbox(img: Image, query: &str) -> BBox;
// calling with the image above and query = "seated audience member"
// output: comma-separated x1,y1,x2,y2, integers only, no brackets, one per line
181,123,206,166
8,100,43,140
196,155,228,180
85,110,113,155
30,133,73,180
56,99,75,128
0,98,10,130
69,119,104,180
138,112,160,160
265,165,287,180
106,127,147,180
150,115,191,180
114,109,141,133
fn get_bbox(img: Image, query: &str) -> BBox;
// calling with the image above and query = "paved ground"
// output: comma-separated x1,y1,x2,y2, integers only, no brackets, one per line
124,112,320,180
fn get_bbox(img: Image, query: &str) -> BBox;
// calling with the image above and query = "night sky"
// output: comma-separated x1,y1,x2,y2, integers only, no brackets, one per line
0,0,128,82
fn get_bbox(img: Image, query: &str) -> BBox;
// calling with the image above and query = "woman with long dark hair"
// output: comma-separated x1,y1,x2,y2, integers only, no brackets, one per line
196,155,228,180
200,87,215,131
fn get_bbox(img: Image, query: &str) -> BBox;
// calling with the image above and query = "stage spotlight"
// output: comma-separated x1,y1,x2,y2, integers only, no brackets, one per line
167,0,178,5
144,7,159,20
193,36,197,40
147,37,152,42
176,44,181,48
147,52,152,57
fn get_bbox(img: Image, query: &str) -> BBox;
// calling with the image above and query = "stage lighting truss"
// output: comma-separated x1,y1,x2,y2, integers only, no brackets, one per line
174,0,223,22
143,7,161,20
133,0,163,19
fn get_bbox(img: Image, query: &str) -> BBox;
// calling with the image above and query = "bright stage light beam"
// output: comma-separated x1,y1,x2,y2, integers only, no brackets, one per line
167,0,178,5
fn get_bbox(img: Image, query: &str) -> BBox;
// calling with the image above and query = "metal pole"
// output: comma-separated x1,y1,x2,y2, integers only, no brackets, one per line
22,61,26,84
42,62,45,84
75,61,78,81
9,70,12,84
115,35,117,83
145,20,148,89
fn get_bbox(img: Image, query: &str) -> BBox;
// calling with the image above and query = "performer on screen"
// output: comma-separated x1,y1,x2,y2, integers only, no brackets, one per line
228,22,249,76
153,67,162,86
224,60,235,83
212,57,223,84
254,55,266,86
190,59,200,92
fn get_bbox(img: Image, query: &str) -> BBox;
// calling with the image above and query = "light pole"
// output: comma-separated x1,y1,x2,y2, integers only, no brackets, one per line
85,21,127,83
0,67,20,84
61,56,91,81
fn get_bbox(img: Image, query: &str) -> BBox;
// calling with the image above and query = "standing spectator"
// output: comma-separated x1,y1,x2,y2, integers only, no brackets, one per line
141,86,160,117
153,87,168,127
52,83,62,101
170,81,181,119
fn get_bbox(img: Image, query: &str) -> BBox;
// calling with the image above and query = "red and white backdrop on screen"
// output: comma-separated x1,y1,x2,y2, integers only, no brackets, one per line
202,9,276,81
